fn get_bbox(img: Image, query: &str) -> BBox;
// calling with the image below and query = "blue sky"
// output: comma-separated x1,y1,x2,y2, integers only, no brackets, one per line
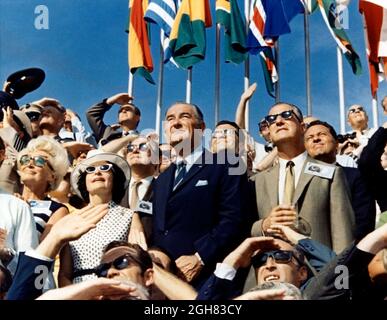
1,0,386,143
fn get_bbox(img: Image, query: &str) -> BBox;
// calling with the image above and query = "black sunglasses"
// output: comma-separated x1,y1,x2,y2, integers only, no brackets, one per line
25,111,41,122
252,250,301,268
265,110,301,126
96,255,135,278
127,142,149,153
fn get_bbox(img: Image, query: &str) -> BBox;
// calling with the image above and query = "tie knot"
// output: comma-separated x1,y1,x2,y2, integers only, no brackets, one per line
286,161,295,169
131,180,142,188
177,160,187,169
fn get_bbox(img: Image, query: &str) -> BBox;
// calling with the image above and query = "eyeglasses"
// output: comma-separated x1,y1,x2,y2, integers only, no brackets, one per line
95,255,133,278
85,163,113,174
265,110,301,126
127,143,149,153
212,129,237,138
348,106,364,114
19,155,53,170
252,250,301,268
258,121,269,131
25,111,41,122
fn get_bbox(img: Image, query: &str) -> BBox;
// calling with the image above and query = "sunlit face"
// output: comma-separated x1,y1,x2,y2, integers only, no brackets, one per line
382,97,387,115
18,150,55,190
118,105,140,129
39,106,64,132
126,137,153,167
304,125,337,161
164,104,205,148
255,240,307,288
267,104,304,145
347,105,368,130
85,161,114,196
211,124,239,154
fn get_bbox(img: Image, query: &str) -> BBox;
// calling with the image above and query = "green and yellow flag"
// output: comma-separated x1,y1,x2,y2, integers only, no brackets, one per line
169,0,212,69
216,0,247,64
128,0,155,83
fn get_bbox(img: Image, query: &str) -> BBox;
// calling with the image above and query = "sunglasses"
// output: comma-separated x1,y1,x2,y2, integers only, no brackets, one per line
252,250,301,268
348,106,364,114
337,132,357,144
127,143,149,153
96,254,137,278
258,121,269,131
85,163,113,174
25,111,41,122
19,155,53,170
212,129,237,138
265,110,301,126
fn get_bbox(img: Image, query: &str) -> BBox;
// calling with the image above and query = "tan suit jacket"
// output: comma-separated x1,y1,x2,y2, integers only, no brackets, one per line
251,156,355,253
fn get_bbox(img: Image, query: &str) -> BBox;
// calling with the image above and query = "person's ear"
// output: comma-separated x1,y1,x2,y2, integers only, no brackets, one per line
297,266,308,285
144,268,154,287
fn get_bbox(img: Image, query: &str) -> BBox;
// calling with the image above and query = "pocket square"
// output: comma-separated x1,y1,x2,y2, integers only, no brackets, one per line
195,180,208,187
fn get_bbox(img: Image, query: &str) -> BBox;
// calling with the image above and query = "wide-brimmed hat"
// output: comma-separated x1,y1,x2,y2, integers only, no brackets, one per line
5,68,45,99
12,110,33,140
70,150,131,201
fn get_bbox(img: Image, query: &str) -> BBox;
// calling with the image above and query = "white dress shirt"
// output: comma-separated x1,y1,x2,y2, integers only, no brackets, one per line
278,151,308,205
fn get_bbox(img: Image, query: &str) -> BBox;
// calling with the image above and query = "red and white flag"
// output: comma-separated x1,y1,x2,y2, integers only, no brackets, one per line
359,0,387,97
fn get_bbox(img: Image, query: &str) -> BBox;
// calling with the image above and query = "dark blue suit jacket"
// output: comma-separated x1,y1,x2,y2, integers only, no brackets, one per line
341,166,376,240
152,150,249,286
6,252,53,300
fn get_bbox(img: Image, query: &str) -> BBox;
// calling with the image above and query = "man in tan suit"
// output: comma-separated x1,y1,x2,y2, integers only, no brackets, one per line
251,102,355,253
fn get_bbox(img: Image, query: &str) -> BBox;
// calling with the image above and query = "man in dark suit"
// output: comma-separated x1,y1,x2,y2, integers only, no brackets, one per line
304,120,376,240
86,93,141,145
151,102,248,288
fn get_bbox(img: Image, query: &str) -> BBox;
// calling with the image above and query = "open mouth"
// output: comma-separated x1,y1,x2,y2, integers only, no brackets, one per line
92,178,105,183
264,274,280,282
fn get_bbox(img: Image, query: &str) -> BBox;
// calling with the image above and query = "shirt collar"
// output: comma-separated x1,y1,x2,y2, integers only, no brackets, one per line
176,143,203,166
278,151,308,168
130,176,153,187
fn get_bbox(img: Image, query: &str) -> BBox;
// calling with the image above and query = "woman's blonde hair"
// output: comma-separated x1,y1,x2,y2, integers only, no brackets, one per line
17,136,69,191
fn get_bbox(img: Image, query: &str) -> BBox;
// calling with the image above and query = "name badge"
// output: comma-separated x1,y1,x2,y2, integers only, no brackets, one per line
29,200,52,214
135,200,153,215
304,162,335,180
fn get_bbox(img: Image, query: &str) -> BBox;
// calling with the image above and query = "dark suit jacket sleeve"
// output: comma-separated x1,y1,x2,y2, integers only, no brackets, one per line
303,243,375,300
193,166,247,266
6,252,54,300
196,274,235,300
86,99,113,142
297,239,336,274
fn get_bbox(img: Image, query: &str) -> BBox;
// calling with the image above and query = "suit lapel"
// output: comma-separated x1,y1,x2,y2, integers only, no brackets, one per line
293,156,314,204
172,157,205,193
157,165,175,230
265,164,279,208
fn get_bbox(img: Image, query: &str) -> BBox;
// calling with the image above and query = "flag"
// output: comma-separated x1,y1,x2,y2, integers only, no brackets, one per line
361,0,387,10
316,0,362,75
359,0,387,97
168,0,212,69
144,0,179,63
247,0,279,97
216,0,247,64
128,0,155,84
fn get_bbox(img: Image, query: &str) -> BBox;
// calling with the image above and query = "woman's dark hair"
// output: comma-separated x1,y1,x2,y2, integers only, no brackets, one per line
77,162,127,203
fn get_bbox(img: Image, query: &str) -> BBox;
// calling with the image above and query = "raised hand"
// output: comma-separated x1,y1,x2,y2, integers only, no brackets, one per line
106,93,134,106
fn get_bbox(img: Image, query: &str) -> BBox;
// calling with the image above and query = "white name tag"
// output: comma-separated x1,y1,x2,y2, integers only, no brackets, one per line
29,200,52,214
135,200,153,215
304,162,335,180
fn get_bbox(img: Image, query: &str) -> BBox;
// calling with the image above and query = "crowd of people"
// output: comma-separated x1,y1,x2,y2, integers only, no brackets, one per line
0,70,386,300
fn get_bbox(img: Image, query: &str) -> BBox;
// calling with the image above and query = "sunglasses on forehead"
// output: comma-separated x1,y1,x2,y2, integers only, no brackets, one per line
19,155,53,170
252,250,302,268
96,254,139,278
265,110,301,126
85,163,113,174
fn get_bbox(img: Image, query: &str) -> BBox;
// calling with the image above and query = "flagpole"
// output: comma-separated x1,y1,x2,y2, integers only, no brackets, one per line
372,94,379,128
303,2,312,116
361,15,379,129
275,39,280,102
244,0,250,132
337,47,346,134
186,68,192,103
215,23,221,125
155,31,165,138
128,72,134,97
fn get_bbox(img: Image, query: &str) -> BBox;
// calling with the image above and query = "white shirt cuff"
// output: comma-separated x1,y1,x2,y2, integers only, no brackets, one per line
25,250,54,262
214,263,237,281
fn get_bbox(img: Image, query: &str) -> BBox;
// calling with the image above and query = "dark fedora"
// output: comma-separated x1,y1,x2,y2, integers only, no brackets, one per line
5,68,45,99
